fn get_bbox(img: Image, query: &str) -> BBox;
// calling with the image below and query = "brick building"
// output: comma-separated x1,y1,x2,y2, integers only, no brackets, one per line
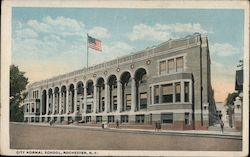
22,33,217,130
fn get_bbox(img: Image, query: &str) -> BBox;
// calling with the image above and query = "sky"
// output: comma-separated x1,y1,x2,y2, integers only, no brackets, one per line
12,8,244,102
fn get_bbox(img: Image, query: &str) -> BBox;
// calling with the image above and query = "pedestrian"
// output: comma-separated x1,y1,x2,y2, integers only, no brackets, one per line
220,120,224,133
155,121,158,131
116,120,119,128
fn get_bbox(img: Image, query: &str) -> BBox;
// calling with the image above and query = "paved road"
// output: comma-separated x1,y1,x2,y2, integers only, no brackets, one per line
10,123,242,151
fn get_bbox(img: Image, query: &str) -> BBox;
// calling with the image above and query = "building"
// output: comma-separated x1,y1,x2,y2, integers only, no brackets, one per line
22,33,216,130
233,69,243,130
215,102,230,127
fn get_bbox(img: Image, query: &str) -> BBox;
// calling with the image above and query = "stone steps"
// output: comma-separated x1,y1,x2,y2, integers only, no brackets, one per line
208,126,238,132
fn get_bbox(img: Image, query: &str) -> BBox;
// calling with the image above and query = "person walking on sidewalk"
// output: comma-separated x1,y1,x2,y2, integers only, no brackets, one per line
116,120,119,128
220,120,224,133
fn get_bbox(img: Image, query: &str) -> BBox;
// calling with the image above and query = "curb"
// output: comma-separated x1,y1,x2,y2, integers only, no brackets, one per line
10,122,242,140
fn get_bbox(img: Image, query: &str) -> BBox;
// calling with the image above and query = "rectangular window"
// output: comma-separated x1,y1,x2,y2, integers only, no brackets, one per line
162,84,173,103
108,115,115,123
167,59,175,73
113,96,117,111
136,114,145,124
176,57,184,72
121,115,129,123
140,92,147,109
185,112,190,125
154,85,159,104
86,116,91,123
31,103,34,112
126,94,131,110
159,60,166,74
185,82,190,102
86,104,92,113
161,113,173,124
96,116,102,123
175,82,181,102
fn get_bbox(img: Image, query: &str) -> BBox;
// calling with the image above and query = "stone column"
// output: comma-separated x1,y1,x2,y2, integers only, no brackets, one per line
117,80,122,112
159,85,162,104
131,77,136,112
52,92,55,115
58,92,62,115
61,92,64,114
152,86,154,105
33,103,36,115
181,81,185,103
28,104,31,123
57,91,62,122
93,84,97,113
173,83,176,103
84,86,87,114
39,91,43,122
74,88,77,114
66,88,69,115
46,93,49,115
189,81,192,103
105,82,109,113
96,86,99,113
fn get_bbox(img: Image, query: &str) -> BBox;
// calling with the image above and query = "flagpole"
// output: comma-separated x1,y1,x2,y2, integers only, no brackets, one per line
87,33,89,68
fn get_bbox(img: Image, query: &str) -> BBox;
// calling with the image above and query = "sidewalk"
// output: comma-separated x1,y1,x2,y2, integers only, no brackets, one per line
11,122,242,139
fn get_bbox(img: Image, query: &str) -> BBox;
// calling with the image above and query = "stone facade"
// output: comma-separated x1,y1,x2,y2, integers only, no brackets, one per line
23,33,216,130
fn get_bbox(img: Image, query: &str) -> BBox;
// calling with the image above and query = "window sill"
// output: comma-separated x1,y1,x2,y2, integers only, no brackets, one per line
149,102,192,106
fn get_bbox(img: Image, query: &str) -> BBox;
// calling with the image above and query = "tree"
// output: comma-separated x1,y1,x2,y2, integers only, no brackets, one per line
10,65,28,122
225,92,238,107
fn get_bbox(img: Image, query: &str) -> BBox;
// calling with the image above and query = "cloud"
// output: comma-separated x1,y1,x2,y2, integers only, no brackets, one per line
88,27,111,39
128,23,210,41
14,28,38,39
155,23,209,34
88,41,134,66
13,16,112,60
128,24,173,41
12,16,135,84
27,20,50,33
27,16,86,37
210,43,240,56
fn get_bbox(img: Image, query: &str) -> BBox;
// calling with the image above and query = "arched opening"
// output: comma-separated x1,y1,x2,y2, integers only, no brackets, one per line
86,80,94,113
69,84,75,114
61,86,67,114
42,90,47,115
134,68,148,111
120,71,132,111
96,77,105,113
108,75,117,112
48,88,53,115
54,87,60,114
77,81,84,113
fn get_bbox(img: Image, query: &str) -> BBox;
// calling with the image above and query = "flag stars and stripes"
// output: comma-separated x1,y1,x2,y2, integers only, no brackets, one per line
88,35,102,52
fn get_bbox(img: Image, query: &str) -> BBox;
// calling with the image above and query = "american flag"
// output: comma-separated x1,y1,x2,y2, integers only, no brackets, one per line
87,35,102,52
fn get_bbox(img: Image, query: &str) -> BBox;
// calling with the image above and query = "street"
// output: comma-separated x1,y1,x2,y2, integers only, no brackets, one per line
10,123,242,151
